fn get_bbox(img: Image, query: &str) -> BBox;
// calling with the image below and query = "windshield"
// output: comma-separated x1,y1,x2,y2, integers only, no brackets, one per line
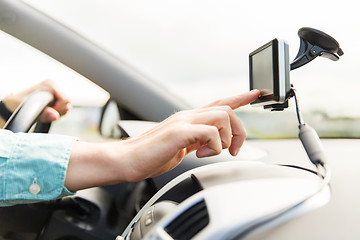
21,0,360,138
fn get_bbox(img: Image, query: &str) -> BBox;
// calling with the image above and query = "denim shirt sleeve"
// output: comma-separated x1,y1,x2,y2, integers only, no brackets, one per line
0,129,78,207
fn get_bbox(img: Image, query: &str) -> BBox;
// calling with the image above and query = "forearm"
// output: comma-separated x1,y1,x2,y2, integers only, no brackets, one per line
64,141,131,192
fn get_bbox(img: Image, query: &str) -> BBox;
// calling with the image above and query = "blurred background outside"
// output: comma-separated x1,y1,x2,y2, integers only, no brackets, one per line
0,0,359,140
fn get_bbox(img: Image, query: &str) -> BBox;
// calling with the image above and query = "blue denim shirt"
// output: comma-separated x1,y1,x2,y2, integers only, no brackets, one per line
0,129,78,206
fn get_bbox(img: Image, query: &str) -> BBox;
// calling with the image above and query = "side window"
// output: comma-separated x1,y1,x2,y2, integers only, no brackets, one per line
0,30,110,140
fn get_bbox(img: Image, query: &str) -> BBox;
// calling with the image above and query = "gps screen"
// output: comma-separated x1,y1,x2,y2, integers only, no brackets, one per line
250,44,274,98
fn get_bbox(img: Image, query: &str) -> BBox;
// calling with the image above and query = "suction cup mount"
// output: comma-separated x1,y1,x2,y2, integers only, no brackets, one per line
290,27,344,70
269,28,344,111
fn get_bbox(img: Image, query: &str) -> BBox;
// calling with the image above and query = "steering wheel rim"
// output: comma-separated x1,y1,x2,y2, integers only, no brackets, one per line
3,91,54,133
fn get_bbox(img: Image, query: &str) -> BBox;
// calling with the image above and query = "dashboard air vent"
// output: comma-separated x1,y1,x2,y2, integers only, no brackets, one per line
165,199,209,240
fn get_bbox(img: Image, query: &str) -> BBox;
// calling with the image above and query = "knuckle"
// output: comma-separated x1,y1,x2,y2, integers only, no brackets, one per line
217,111,230,126
241,128,247,139
222,139,231,148
208,125,219,135
219,106,232,119
208,126,220,138
222,105,232,112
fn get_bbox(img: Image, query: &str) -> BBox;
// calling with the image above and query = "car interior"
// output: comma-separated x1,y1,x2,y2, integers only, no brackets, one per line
0,0,359,240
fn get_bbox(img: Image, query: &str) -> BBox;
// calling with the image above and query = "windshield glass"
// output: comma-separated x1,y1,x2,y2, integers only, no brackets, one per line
21,0,360,138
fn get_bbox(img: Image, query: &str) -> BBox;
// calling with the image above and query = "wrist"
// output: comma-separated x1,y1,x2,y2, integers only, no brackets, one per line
106,139,139,183
0,100,13,122
65,140,132,191
0,94,25,127
3,94,23,112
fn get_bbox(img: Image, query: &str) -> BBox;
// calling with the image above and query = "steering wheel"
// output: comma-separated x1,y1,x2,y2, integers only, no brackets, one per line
3,91,54,133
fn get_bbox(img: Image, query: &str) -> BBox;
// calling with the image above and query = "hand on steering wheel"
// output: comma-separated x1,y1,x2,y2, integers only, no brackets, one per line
2,80,71,133
4,91,55,133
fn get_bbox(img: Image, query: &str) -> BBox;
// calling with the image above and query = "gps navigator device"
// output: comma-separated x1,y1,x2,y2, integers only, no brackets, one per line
249,39,290,108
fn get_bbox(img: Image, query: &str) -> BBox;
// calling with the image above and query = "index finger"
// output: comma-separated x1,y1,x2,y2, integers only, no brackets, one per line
204,89,260,110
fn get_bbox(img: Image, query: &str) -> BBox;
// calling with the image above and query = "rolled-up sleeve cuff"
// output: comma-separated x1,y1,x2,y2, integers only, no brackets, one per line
0,130,78,206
